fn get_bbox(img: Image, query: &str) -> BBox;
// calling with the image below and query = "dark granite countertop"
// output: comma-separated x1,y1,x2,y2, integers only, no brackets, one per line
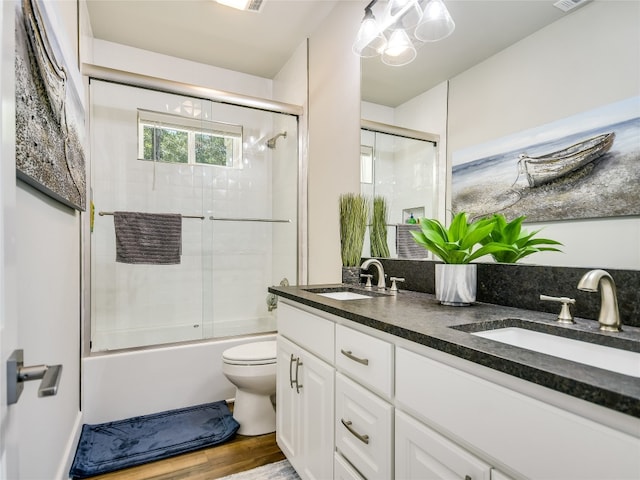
268,284,640,419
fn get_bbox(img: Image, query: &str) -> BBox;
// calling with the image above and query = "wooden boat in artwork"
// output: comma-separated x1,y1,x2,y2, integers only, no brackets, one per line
517,132,615,187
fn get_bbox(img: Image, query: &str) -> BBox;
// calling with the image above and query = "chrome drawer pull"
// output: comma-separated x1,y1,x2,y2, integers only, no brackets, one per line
341,419,370,445
340,349,369,366
289,354,295,388
295,358,303,393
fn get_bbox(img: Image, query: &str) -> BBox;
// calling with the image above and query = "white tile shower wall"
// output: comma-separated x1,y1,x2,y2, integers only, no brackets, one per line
91,80,283,350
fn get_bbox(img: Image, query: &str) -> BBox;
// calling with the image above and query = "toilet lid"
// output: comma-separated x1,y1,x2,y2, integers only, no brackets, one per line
223,341,277,365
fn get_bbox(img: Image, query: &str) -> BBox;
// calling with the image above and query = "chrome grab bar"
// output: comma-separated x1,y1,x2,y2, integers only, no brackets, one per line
340,349,369,366
341,419,370,445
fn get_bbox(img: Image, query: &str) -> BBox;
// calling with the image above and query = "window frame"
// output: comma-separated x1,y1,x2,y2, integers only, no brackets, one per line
137,109,243,168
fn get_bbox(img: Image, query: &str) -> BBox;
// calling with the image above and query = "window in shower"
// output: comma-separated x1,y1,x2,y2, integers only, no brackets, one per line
91,80,298,352
138,109,243,167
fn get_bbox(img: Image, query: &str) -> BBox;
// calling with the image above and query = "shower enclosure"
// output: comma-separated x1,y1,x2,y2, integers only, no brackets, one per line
90,80,298,351
360,121,439,259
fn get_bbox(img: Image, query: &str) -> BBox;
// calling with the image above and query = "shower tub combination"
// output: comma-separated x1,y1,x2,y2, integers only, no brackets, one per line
85,79,299,422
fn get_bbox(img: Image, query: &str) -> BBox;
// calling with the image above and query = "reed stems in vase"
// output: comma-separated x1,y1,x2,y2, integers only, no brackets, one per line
370,196,390,258
339,193,369,267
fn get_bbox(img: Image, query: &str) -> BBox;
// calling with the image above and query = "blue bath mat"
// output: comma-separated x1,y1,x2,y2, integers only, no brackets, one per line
69,400,239,479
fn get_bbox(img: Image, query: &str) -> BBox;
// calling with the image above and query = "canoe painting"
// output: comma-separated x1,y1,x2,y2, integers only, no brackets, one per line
451,96,640,223
517,132,616,187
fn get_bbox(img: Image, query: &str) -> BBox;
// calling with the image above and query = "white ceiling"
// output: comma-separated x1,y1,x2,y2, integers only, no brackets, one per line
85,0,577,107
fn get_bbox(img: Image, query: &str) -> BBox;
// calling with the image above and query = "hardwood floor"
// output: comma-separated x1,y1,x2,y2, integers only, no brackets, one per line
87,432,285,480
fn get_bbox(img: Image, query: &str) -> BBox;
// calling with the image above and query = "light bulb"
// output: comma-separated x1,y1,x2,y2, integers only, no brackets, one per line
353,10,387,57
381,29,416,66
415,0,455,42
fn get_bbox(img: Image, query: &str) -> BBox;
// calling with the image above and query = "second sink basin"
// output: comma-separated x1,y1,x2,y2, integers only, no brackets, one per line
472,327,640,378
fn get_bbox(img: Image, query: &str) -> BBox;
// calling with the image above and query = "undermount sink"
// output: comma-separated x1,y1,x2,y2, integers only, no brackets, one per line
472,327,640,378
303,287,387,301
316,291,374,300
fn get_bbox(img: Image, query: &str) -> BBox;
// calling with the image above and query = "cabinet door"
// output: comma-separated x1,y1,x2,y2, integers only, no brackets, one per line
299,348,335,480
276,335,301,465
396,410,492,480
335,373,393,480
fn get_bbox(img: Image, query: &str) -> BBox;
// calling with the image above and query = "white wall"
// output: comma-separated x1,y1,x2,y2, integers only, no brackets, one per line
307,1,362,283
447,1,640,269
273,41,307,285
90,39,272,101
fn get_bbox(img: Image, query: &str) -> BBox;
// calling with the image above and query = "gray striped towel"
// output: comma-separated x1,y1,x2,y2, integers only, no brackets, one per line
396,224,427,259
114,212,182,265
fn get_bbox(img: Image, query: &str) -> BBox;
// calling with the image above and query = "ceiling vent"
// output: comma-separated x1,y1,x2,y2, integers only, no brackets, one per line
553,0,591,13
246,0,265,12
214,0,265,12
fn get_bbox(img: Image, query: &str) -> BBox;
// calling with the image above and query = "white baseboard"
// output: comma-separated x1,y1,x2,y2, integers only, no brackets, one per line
56,411,83,480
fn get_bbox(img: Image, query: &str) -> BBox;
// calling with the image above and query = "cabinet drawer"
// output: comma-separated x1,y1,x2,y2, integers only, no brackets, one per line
278,302,334,363
335,373,393,480
396,410,492,480
335,324,393,398
334,453,365,480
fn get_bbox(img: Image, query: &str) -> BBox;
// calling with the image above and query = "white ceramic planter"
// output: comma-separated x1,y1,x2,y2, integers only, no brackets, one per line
435,264,477,306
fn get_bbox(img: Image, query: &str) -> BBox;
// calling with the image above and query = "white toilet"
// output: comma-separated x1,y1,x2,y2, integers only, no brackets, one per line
222,340,277,436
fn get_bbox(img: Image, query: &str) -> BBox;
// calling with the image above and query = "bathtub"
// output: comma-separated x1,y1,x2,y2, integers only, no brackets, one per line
82,333,275,424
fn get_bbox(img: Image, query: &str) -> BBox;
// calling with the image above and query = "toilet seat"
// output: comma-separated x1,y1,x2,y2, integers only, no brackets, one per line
223,341,276,366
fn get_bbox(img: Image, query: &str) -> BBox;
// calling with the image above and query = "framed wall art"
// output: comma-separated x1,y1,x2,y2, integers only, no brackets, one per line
452,97,640,223
15,0,86,211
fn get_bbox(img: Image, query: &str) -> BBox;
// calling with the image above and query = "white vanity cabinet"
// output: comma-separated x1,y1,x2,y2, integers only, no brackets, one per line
396,347,640,480
276,303,335,480
276,298,639,480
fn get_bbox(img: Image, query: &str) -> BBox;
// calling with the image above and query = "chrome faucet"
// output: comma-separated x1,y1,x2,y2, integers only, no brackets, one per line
360,258,386,290
577,269,621,332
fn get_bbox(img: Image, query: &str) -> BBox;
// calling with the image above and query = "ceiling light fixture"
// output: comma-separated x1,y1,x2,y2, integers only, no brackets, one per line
353,0,455,66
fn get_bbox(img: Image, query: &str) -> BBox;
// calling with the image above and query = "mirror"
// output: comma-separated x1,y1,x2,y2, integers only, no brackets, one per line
360,120,438,259
359,2,639,271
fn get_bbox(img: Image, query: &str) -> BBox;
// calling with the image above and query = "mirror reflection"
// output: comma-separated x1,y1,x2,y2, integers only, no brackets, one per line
360,121,438,259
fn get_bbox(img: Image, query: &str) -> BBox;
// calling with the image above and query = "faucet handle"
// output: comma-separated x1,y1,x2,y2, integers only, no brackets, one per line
360,274,373,288
540,294,576,324
390,277,405,294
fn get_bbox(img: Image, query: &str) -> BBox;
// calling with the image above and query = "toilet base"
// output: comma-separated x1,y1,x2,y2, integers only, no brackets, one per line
232,389,276,436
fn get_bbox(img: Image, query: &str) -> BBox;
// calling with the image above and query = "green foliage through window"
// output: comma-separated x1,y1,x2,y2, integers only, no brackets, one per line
138,110,241,167
195,133,231,166
143,126,188,163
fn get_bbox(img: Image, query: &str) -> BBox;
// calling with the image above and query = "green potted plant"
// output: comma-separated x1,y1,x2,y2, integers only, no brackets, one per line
481,214,562,263
370,196,390,258
410,212,515,305
339,193,369,283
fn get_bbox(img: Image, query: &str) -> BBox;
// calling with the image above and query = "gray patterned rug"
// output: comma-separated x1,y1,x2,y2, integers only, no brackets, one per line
217,460,300,480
